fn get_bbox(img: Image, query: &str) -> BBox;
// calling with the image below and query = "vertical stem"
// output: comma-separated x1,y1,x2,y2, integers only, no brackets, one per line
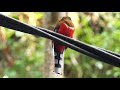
65,12,68,16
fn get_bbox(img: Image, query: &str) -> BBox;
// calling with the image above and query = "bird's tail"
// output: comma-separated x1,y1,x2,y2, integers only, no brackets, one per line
54,51,64,75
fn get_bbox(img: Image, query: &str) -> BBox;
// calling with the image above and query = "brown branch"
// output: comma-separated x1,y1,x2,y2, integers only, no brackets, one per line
2,47,15,67
0,26,14,67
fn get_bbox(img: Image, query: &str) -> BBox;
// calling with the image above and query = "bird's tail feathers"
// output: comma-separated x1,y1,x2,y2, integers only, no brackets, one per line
54,52,64,75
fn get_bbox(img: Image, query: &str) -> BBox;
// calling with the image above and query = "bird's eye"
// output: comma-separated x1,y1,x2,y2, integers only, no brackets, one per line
67,17,71,20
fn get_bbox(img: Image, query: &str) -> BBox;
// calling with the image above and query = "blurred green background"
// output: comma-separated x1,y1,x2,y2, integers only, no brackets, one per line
0,12,120,78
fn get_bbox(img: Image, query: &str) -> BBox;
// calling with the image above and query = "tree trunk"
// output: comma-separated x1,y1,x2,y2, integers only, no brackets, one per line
43,12,67,78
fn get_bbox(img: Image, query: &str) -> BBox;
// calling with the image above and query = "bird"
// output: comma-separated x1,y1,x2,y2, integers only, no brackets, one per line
52,16,75,74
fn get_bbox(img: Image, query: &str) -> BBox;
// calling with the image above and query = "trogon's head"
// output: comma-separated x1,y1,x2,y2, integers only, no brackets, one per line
59,16,74,28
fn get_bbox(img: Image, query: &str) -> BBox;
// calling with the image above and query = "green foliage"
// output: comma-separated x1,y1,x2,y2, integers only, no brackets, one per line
0,12,45,78
64,12,120,78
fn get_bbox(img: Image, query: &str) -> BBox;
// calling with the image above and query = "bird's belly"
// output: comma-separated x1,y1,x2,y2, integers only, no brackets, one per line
54,42,66,53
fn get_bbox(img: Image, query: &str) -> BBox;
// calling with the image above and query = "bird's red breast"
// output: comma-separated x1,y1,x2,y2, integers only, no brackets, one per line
54,17,75,53
57,22,75,37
